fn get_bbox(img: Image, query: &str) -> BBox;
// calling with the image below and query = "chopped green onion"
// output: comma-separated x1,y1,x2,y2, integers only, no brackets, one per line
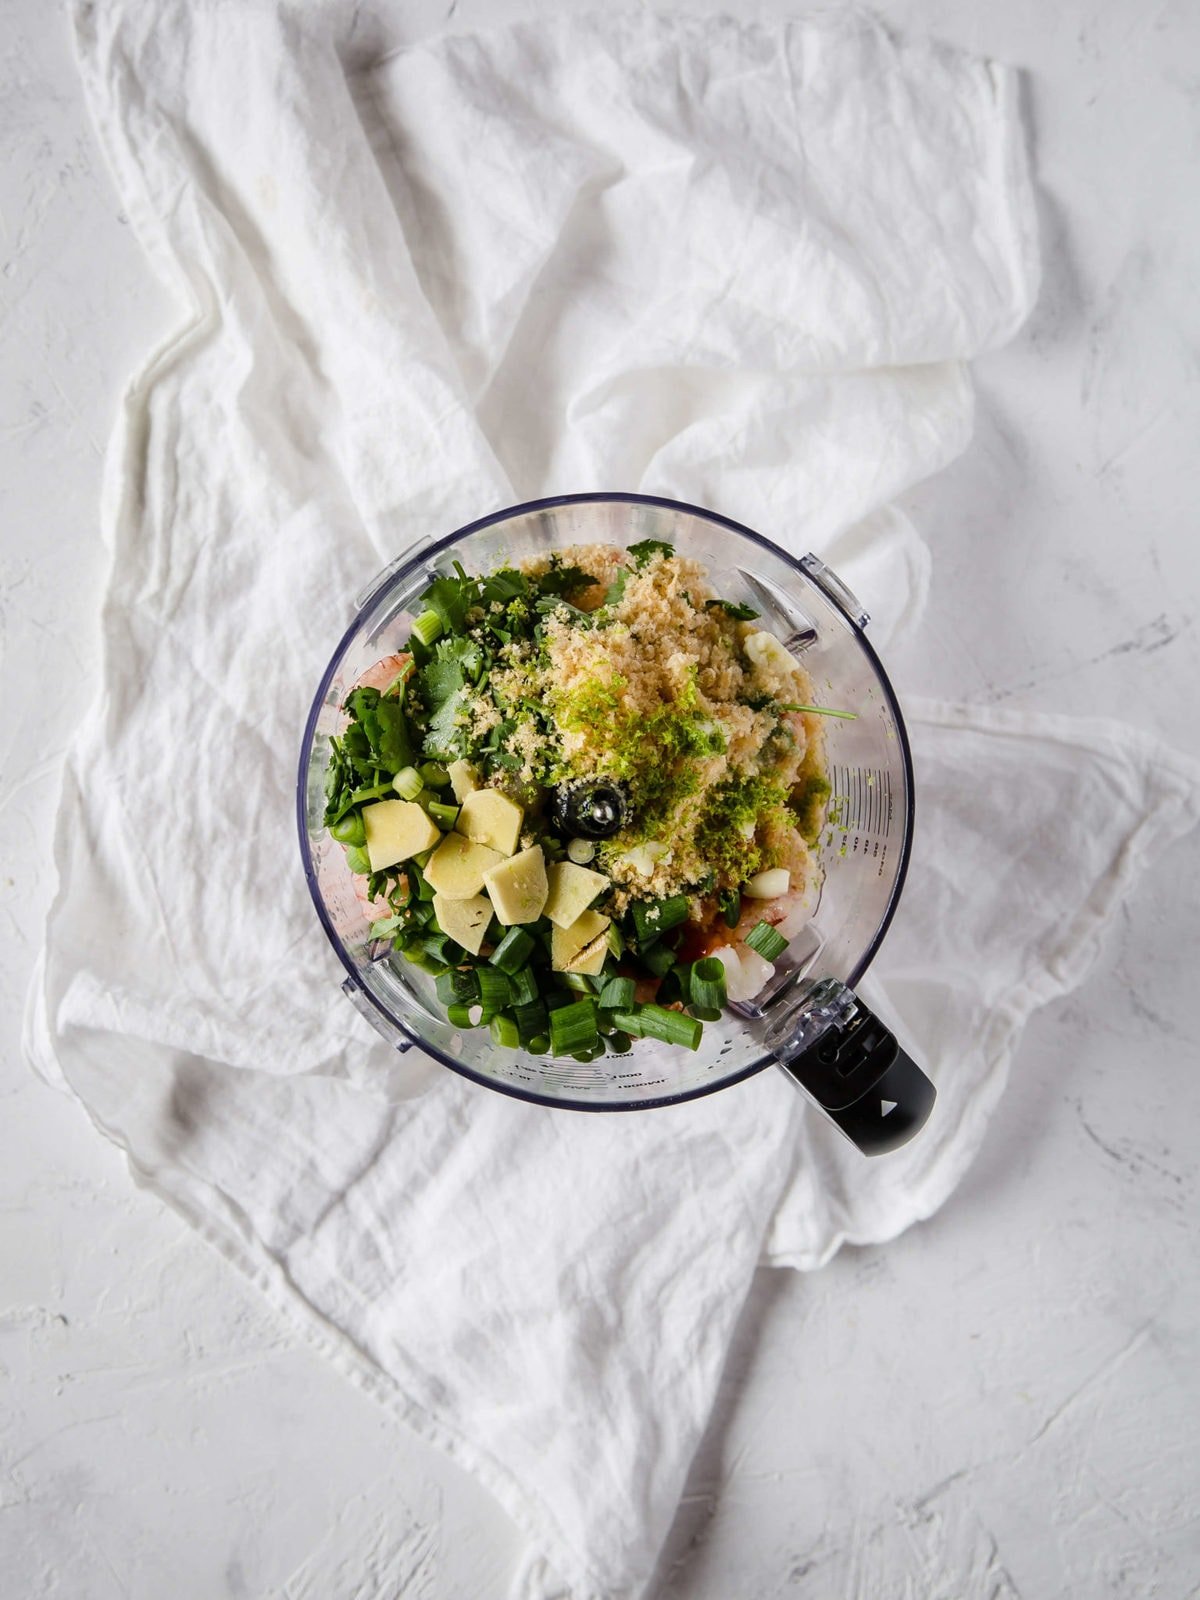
341,781,397,814
512,998,549,1040
687,956,728,1017
549,996,599,1056
598,976,636,1010
605,924,625,960
411,608,444,648
631,895,689,942
654,963,684,1006
570,1041,607,1063
330,811,366,847
566,837,596,865
403,948,449,975
427,800,460,829
641,942,676,978
717,888,740,929
420,762,451,789
527,1034,550,1055
447,1002,481,1028
476,967,512,1021
343,844,371,876
610,1004,703,1052
507,966,539,1007
489,927,536,974
744,921,788,962
607,1031,634,1055
420,932,461,965
544,990,575,1012
392,764,425,796
436,968,480,1008
489,1013,520,1049
410,864,435,901
560,972,594,994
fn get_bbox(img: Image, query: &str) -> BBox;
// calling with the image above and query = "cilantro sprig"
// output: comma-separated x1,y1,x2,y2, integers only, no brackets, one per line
627,538,674,567
323,683,418,826
706,598,759,621
536,560,593,597
411,636,487,761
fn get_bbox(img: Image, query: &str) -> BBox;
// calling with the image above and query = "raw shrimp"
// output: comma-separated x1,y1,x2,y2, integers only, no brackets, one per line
352,652,412,694
354,870,399,926
689,821,819,1002
701,821,817,953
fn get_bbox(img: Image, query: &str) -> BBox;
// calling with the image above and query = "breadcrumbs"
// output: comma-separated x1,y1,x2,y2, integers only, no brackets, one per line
480,544,828,906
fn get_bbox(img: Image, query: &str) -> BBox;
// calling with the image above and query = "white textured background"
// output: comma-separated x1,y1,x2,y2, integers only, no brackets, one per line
3,2,1199,1596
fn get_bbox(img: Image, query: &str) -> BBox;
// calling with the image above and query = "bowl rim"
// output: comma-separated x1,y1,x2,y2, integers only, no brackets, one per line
297,490,916,1112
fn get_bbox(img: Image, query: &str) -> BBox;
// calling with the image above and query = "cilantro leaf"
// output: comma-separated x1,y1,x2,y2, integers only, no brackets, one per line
340,720,375,777
372,699,413,771
534,595,595,627
423,691,470,759
627,538,674,568
434,634,483,685
706,599,760,621
481,569,530,604
324,681,418,823
418,658,463,710
323,737,354,826
536,561,594,597
603,568,630,608
344,685,381,721
419,571,477,634
414,637,487,760
416,636,483,724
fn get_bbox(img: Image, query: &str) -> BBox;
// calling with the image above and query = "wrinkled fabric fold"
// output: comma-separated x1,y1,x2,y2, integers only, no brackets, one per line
27,6,1197,1596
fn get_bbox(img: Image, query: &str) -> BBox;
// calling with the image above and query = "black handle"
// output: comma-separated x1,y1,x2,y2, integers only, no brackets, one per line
772,981,936,1156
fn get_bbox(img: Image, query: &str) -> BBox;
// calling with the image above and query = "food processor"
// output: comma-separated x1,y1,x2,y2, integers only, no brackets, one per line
298,494,936,1154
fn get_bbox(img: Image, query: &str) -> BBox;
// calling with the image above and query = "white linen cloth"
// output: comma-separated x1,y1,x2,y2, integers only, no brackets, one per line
27,5,1200,1596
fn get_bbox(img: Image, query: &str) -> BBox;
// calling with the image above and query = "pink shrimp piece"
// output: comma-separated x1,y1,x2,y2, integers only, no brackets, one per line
354,871,399,925
353,651,412,694
690,822,817,962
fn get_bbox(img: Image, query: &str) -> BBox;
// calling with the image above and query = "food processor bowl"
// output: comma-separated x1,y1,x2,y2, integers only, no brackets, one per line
298,494,935,1153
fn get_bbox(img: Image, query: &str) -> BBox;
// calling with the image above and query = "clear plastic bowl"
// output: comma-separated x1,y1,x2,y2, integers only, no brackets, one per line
298,494,914,1113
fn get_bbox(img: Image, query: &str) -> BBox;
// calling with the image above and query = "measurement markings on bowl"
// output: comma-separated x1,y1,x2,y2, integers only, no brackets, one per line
827,763,893,877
